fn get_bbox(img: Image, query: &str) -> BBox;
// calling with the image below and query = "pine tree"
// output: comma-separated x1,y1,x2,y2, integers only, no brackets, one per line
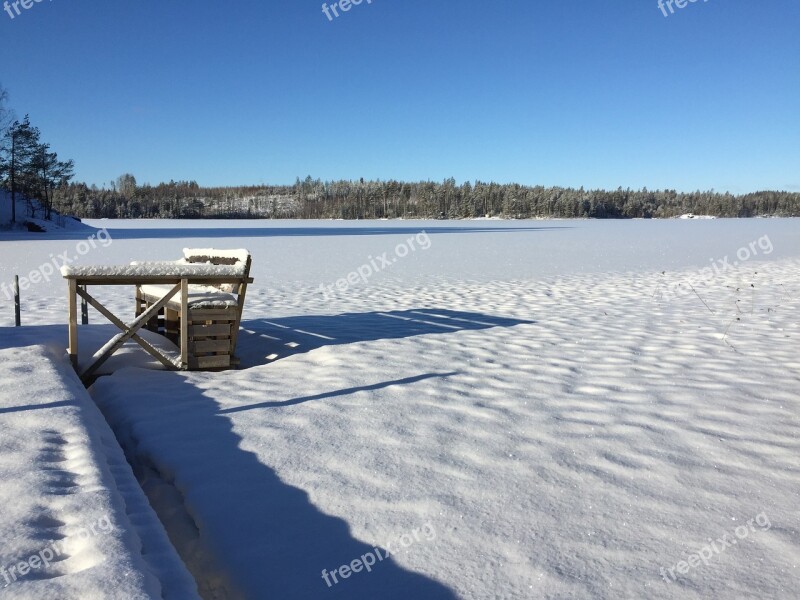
0,116,40,223
31,143,74,219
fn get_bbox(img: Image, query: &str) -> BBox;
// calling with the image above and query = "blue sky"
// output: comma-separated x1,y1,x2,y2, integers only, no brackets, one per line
1,0,798,192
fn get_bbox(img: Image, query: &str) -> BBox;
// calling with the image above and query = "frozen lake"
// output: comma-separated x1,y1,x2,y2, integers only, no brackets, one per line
2,218,799,326
1,218,799,599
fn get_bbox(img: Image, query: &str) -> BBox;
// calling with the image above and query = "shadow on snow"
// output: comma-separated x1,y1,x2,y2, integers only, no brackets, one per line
4,309,533,598
0,223,571,241
236,308,535,367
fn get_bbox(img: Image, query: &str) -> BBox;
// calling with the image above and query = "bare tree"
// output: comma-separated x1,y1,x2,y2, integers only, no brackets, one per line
116,173,137,198
0,83,13,135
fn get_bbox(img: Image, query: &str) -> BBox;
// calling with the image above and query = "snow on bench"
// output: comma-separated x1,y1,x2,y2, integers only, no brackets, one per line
0,334,199,599
181,248,250,265
129,249,251,307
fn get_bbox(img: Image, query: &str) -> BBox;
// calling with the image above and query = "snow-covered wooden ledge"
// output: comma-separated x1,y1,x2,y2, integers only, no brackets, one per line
61,252,253,383
0,338,201,598
60,262,247,283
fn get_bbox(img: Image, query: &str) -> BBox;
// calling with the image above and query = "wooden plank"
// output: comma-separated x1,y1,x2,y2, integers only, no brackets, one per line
190,339,231,354
186,309,237,320
134,286,143,317
80,285,89,325
180,279,189,369
190,323,231,337
229,255,252,355
68,279,78,369
189,355,230,370
76,287,179,371
80,282,182,380
142,299,241,314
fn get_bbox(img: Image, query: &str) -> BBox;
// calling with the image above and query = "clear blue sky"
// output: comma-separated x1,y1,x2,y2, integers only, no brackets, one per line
2,0,798,193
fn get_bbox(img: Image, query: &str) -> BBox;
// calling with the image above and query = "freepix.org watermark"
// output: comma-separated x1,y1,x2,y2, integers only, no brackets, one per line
660,512,771,583
1,514,114,586
322,0,373,22
0,228,113,301
656,235,773,302
3,0,52,21
658,0,709,18
319,231,431,300
321,522,436,588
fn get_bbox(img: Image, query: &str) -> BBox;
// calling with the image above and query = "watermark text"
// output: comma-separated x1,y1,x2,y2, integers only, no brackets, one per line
322,0,374,22
658,0,709,18
1,514,113,586
321,522,436,588
4,0,53,21
319,231,431,300
660,512,771,582
1,228,112,301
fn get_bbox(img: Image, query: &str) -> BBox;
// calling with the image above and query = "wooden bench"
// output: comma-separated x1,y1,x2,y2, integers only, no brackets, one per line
134,249,253,370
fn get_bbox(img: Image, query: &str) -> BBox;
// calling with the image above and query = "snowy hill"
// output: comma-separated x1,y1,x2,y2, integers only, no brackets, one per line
0,190,89,232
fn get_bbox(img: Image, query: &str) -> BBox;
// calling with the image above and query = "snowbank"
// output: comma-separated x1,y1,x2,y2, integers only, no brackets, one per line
0,329,199,599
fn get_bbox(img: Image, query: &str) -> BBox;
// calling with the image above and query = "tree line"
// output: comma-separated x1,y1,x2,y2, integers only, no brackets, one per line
50,176,800,221
0,87,75,224
2,85,799,223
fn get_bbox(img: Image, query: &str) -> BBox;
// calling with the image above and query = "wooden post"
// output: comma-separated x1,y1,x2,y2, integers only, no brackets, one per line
180,278,189,369
68,279,78,369
13,275,20,327
80,285,88,325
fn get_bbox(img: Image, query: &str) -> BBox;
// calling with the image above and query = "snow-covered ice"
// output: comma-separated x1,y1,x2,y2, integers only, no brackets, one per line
1,218,799,599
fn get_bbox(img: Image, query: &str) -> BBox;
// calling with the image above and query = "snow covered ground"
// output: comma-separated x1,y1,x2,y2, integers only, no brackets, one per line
0,192,91,233
1,218,799,599
0,329,199,599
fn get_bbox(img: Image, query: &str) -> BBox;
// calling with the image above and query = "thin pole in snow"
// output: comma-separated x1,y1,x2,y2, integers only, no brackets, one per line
14,275,20,327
